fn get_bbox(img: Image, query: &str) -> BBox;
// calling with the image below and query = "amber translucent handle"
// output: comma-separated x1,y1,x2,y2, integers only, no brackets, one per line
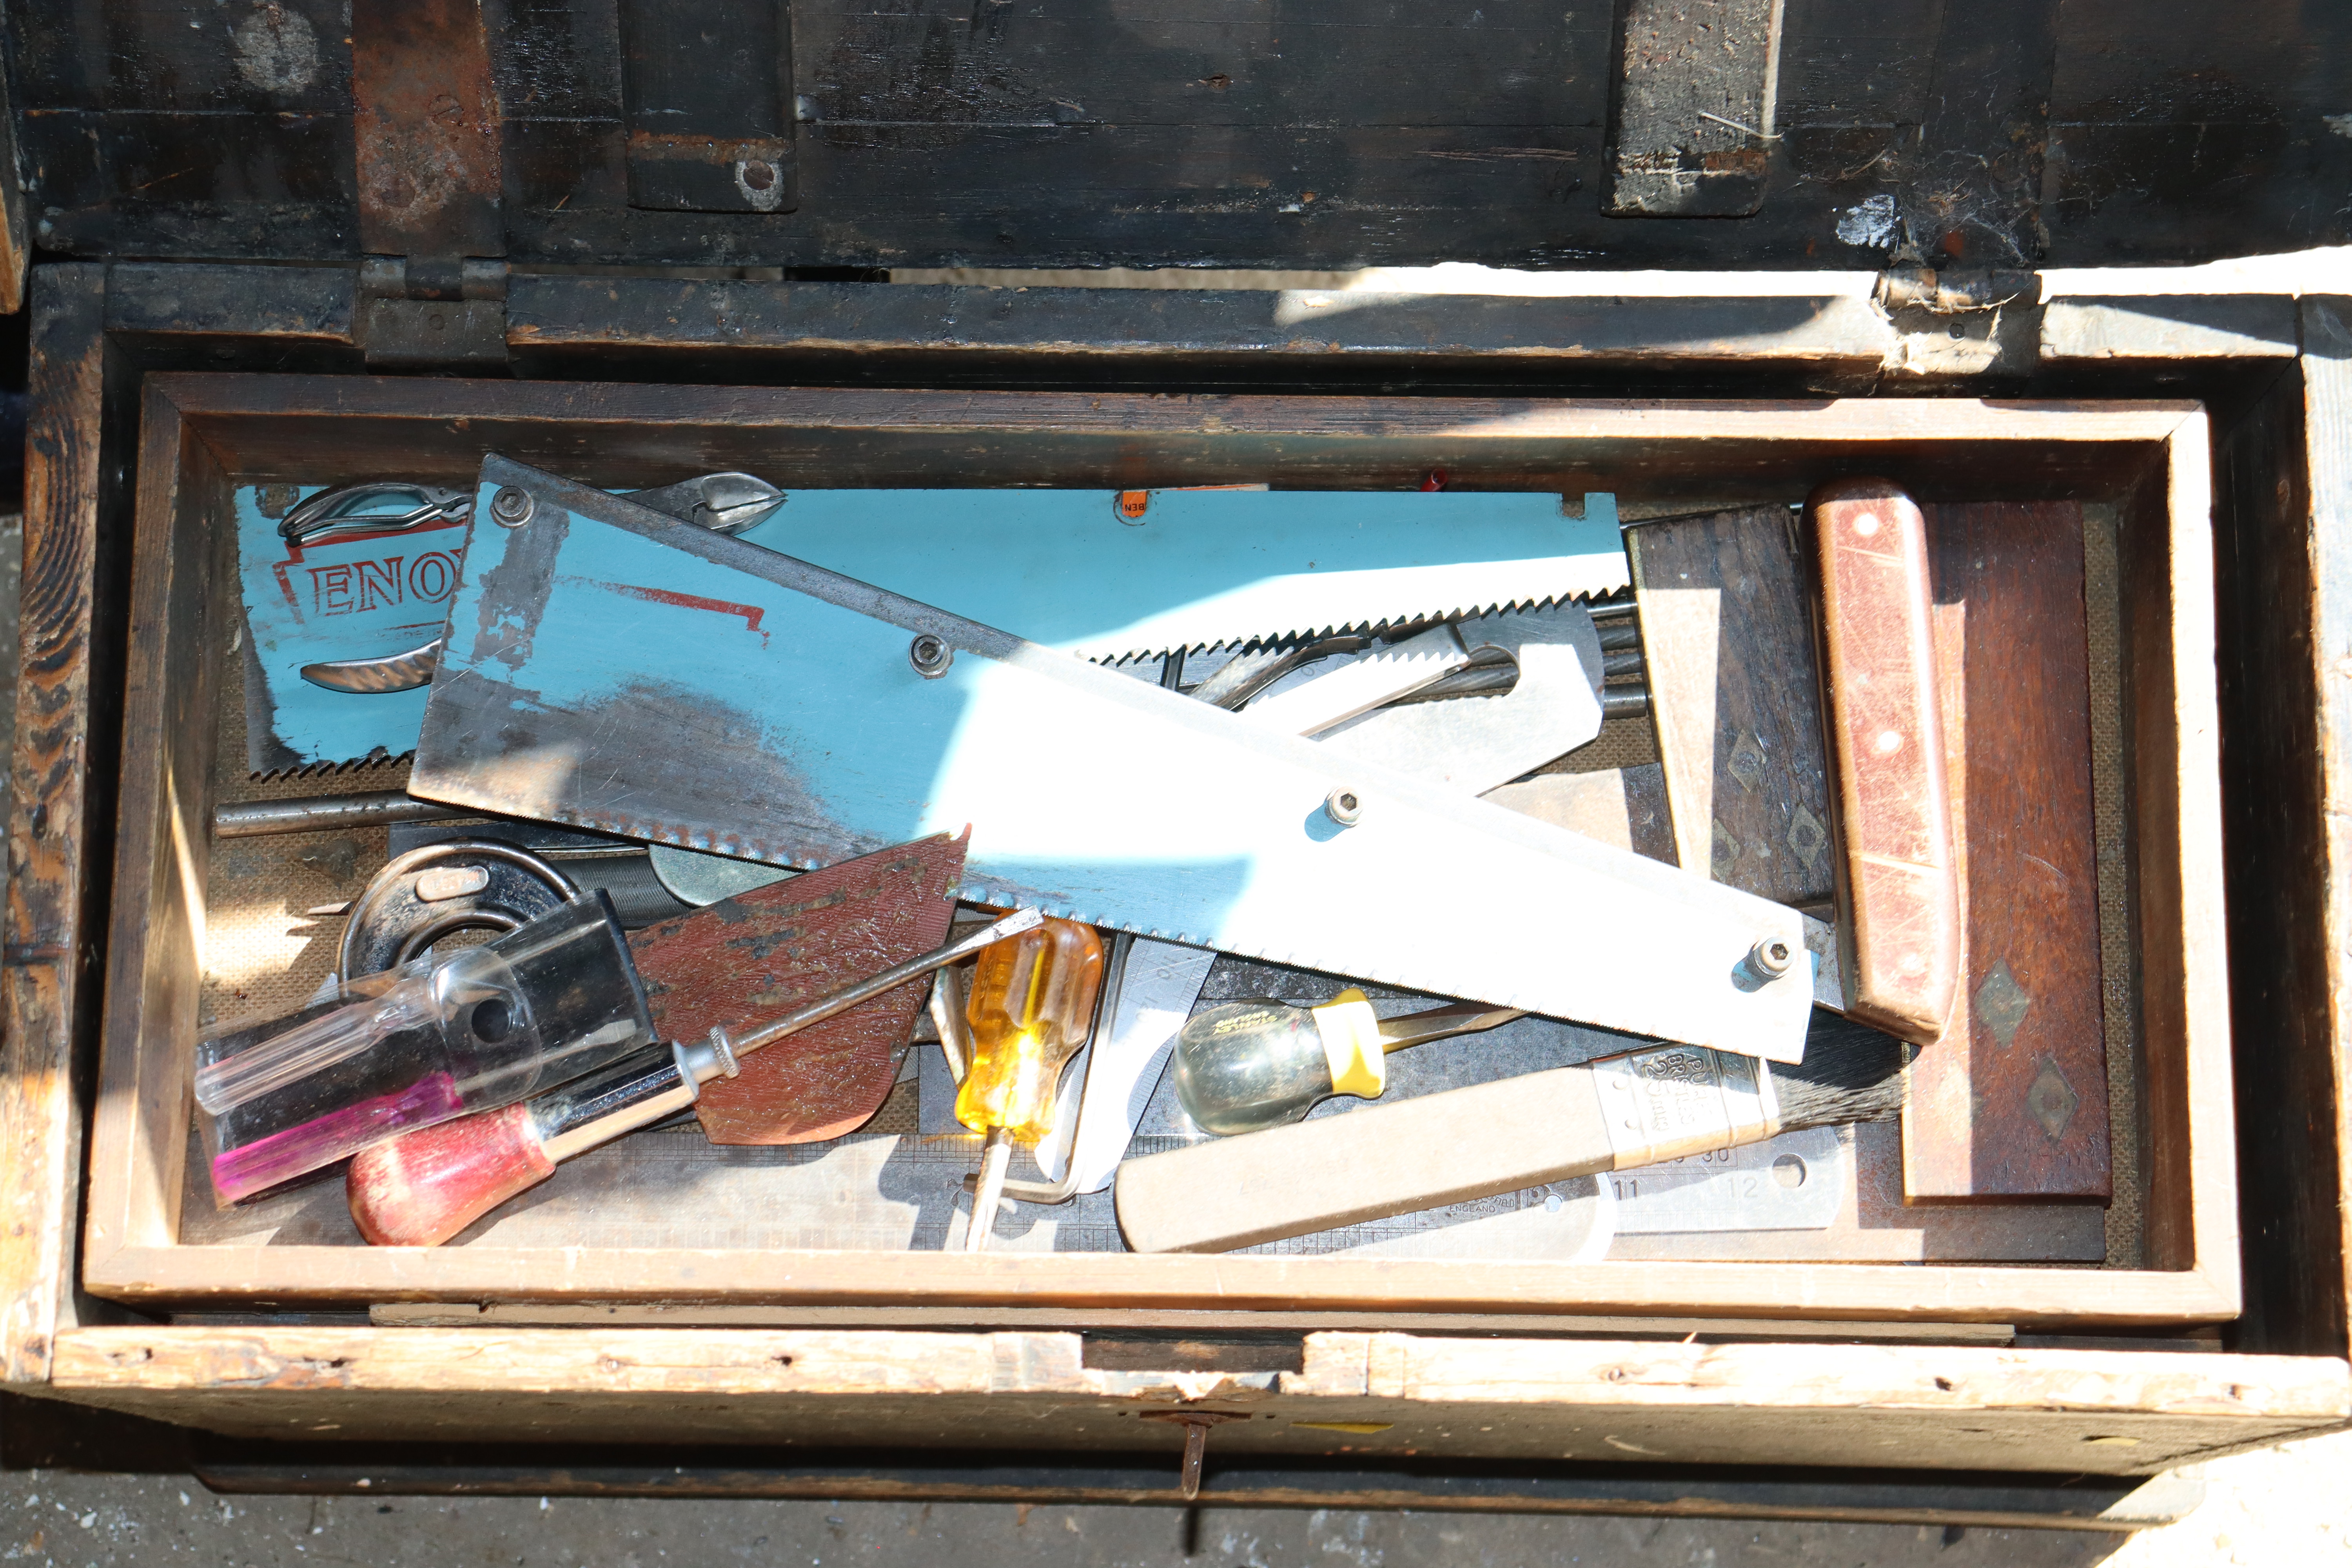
1805,478,1961,1043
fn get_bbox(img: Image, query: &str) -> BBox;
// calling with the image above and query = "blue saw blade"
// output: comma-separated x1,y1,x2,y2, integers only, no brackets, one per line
726,486,1625,659
409,459,1810,1062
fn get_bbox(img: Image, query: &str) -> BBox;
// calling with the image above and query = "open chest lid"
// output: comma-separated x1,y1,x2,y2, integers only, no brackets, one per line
5,0,2347,280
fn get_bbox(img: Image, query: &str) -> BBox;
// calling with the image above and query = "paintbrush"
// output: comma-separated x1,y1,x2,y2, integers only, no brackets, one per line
1114,1009,1907,1254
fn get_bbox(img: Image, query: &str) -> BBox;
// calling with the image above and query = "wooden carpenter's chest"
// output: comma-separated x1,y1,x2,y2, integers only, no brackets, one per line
2,0,2351,1485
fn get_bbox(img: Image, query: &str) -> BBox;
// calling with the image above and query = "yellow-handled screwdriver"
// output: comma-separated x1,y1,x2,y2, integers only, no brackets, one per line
956,915,1104,1251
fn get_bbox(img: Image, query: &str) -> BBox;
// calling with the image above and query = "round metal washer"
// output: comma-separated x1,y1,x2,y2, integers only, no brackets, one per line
339,840,580,978
489,485,536,528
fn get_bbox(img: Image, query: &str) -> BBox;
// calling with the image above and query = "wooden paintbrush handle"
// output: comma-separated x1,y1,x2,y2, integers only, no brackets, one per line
1805,478,1961,1043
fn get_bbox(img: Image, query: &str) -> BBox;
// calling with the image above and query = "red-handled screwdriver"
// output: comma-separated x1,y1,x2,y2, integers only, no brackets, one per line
347,908,1045,1246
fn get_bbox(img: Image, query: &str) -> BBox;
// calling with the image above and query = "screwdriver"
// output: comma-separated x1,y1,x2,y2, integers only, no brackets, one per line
1170,991,1525,1136
956,916,1105,1251
346,907,1045,1246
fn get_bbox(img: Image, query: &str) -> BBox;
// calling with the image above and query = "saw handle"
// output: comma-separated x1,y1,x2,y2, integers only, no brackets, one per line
1804,478,1962,1043
346,1102,556,1247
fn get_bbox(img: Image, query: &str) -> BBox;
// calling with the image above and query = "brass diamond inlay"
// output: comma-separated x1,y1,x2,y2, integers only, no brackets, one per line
1711,818,1740,880
2027,1059,2080,1142
1787,802,1827,875
1728,730,1766,794
1975,958,2031,1048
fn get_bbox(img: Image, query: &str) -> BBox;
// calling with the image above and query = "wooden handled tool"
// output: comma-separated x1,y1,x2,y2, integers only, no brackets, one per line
1804,478,1962,1042
1115,1012,1905,1254
348,908,1044,1246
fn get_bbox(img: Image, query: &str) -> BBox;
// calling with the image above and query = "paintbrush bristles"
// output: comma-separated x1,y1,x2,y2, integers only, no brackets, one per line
1772,1010,1910,1132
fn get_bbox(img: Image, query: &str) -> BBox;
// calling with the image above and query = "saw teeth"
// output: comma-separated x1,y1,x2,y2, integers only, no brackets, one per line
1092,593,1605,663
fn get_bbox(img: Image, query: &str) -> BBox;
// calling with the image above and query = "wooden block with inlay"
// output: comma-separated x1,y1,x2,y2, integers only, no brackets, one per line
1904,502,2111,1203
1627,506,1837,907
1631,500,2111,1204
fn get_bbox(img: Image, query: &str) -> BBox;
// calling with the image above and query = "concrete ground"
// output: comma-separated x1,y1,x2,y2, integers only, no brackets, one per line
0,1425,2343,1568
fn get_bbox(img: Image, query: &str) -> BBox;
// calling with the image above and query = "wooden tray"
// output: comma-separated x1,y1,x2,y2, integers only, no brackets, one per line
80,376,2236,1328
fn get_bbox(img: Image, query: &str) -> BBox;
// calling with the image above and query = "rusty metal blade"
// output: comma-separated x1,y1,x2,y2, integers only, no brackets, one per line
628,834,965,1145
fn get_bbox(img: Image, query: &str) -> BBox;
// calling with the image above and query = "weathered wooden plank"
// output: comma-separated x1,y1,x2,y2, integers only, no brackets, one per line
1898,0,2061,267
85,380,232,1285
1604,0,1784,218
185,1447,2209,1531
158,377,2189,501
0,266,105,1383
104,265,354,345
43,1327,2351,1475
1902,503,2111,1201
504,277,1895,391
2120,415,2235,1290
8,0,353,113
619,0,793,214
2042,297,2299,363
2217,302,2352,1354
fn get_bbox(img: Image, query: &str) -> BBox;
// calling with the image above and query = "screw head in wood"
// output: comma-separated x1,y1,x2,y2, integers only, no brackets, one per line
908,633,954,679
489,486,535,528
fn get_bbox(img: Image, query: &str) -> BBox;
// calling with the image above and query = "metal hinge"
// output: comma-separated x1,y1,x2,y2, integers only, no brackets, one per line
355,257,509,372
1875,266,2045,379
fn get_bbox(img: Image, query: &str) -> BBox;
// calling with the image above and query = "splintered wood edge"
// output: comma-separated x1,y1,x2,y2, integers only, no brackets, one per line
46,1326,2349,1420
82,1244,2244,1327
0,267,106,1385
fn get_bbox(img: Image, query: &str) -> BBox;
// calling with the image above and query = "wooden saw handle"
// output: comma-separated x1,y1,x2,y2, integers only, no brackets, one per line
1805,478,1961,1043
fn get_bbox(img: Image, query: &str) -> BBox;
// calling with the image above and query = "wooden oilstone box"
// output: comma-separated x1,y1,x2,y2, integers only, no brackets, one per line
75,378,2241,1345
1628,500,2131,1210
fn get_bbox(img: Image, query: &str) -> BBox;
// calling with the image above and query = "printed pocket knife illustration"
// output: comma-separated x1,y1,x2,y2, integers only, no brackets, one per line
240,474,790,771
407,457,1814,1062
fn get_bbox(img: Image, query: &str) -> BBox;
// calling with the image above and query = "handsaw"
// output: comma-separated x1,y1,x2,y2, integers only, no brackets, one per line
723,486,1626,661
626,832,965,1145
410,457,1812,1062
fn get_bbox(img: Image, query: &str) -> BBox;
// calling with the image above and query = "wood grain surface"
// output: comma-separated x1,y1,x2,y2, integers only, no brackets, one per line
44,1326,2350,1475
2215,308,2348,1355
1902,501,2112,1203
630,834,965,1145
0,267,107,1384
1806,479,1961,1043
75,383,2233,1336
1628,506,1835,907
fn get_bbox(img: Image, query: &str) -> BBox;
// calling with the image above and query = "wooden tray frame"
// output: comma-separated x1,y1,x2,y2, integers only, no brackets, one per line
76,375,2238,1328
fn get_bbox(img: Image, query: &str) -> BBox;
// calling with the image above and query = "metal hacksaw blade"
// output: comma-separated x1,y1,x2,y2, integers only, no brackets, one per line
410,457,1811,1062
724,486,1626,661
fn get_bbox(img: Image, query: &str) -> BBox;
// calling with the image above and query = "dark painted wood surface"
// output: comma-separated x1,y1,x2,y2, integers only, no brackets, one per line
11,0,2350,266
1627,507,1836,909
2214,310,2347,1355
1903,502,2111,1203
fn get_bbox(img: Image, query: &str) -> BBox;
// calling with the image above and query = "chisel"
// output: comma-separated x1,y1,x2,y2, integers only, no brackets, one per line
347,908,1044,1245
1113,1010,1906,1254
